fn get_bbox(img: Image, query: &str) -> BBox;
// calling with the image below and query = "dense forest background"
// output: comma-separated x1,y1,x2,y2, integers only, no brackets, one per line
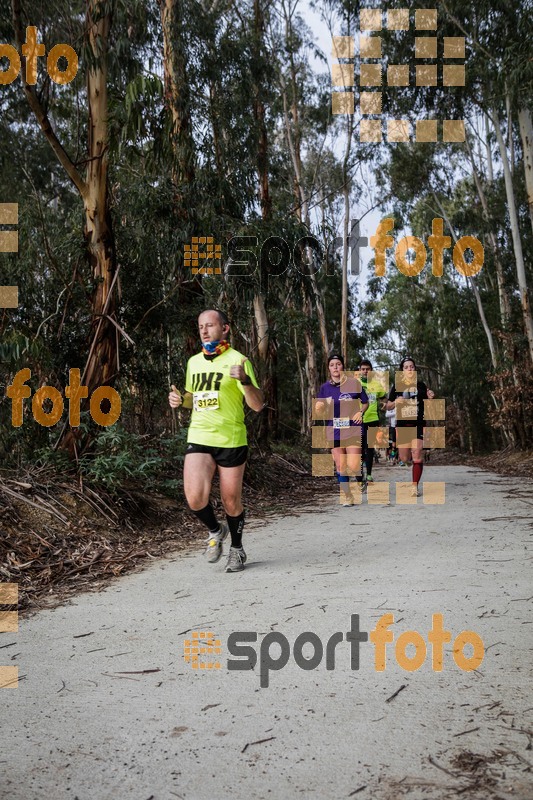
0,0,531,491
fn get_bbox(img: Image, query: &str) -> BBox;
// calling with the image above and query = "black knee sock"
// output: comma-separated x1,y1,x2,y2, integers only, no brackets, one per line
226,511,245,549
192,503,219,532
366,448,374,477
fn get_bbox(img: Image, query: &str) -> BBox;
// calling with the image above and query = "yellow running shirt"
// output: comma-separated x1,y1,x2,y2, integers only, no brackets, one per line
185,348,259,447
361,375,387,423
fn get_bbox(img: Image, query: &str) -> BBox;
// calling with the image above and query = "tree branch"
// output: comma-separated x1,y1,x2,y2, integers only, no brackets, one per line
11,0,87,198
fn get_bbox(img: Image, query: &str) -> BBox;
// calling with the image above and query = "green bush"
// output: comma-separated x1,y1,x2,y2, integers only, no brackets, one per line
78,426,187,494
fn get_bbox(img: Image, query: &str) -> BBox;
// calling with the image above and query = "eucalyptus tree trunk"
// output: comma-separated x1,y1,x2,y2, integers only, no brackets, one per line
432,195,497,368
491,110,533,366
278,52,316,436
252,0,276,442
278,0,329,417
159,0,195,197
302,290,317,433
253,0,271,222
159,0,202,355
484,114,494,182
505,94,515,173
83,4,117,395
341,115,354,364
433,195,520,445
518,107,533,235
12,0,118,456
279,148,319,433
280,82,329,362
293,327,307,435
464,136,510,327
209,79,224,183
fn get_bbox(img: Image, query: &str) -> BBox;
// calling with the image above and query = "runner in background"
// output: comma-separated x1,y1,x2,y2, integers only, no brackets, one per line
168,309,264,572
386,356,434,496
385,405,401,464
359,359,387,484
315,354,368,506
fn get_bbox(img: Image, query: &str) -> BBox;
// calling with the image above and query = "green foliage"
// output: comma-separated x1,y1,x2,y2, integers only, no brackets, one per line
0,0,531,472
79,426,186,494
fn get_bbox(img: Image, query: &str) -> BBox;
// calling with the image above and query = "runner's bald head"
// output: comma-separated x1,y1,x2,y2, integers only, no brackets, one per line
199,309,229,327
198,309,230,343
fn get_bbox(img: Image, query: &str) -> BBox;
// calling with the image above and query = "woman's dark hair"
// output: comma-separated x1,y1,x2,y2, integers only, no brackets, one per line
399,355,416,370
327,352,345,368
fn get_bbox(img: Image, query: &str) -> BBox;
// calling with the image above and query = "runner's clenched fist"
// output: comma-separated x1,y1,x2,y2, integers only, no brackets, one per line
229,357,250,384
168,384,182,408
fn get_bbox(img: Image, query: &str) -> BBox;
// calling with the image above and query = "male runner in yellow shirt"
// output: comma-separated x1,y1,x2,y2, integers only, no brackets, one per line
359,359,387,483
168,310,264,572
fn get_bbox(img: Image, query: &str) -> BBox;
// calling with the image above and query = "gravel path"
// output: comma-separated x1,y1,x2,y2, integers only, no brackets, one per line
2,465,532,800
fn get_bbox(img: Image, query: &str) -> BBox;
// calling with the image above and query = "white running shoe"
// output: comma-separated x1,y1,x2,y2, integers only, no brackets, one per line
205,521,229,563
225,546,247,572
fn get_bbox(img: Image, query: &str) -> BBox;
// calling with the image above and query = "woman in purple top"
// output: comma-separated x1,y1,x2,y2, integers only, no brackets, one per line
315,353,369,505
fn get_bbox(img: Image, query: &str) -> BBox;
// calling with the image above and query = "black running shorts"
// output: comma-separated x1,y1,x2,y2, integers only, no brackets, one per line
185,443,248,468
396,422,424,443
363,419,379,450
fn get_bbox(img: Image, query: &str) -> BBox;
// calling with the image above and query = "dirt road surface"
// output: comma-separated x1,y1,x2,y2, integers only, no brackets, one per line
2,465,532,799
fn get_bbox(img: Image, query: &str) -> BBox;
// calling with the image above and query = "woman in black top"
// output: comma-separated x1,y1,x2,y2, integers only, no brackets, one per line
386,356,434,496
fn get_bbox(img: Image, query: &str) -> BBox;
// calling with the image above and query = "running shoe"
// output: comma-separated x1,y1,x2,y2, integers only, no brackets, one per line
411,485,421,497
366,475,374,483
225,546,247,572
341,495,355,506
205,521,229,563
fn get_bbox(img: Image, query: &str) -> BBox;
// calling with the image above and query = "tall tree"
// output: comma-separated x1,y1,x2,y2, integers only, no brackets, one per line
11,0,118,426
158,0,195,206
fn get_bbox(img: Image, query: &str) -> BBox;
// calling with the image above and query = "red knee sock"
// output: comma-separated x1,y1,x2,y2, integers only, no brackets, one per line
413,462,423,485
